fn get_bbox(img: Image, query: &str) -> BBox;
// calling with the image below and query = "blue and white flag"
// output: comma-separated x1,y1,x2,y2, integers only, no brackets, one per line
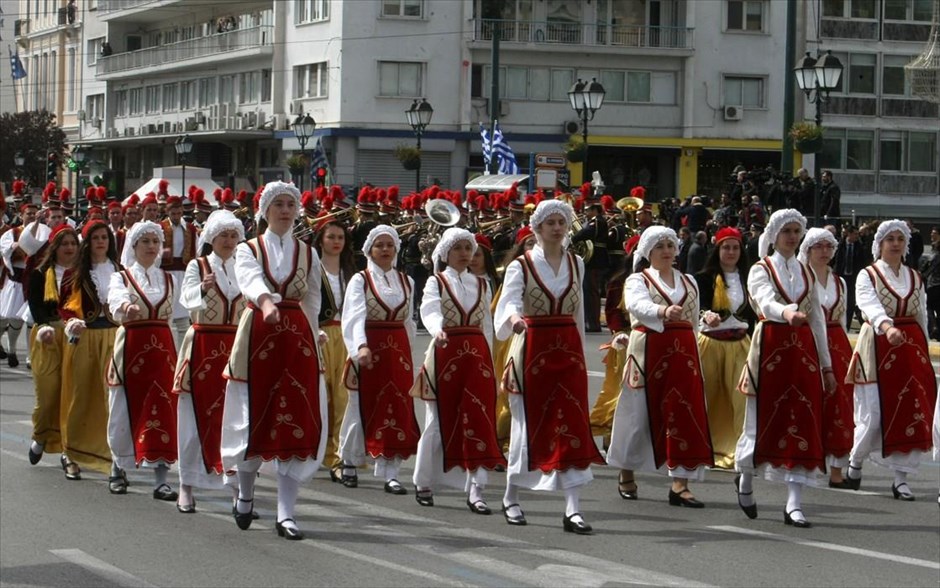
480,121,519,174
8,46,27,80
479,123,492,167
309,136,332,184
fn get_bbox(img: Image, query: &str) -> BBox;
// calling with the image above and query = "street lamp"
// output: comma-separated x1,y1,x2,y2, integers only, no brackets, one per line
794,50,843,226
175,134,194,196
568,77,606,187
291,113,316,190
14,151,25,179
405,98,433,191
72,145,86,208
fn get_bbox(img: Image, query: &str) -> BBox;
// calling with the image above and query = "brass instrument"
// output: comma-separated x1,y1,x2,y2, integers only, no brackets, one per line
233,205,252,220
418,199,461,270
292,215,318,242
315,207,358,224
568,215,593,263
616,195,645,231
477,216,513,231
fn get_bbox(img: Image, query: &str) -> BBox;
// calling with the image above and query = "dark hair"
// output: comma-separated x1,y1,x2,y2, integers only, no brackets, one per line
476,246,500,287
314,221,356,281
699,235,749,279
38,228,80,272
635,257,651,272
608,252,634,285
500,237,535,267
67,223,118,293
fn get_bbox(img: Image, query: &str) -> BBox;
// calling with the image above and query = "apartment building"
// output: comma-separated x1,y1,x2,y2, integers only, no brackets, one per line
11,0,938,220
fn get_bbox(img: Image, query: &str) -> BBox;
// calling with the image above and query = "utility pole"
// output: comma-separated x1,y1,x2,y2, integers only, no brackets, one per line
488,22,500,175
781,0,797,175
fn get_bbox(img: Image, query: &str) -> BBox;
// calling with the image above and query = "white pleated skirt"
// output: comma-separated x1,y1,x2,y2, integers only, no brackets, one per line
849,382,927,474
412,400,488,492
107,386,173,471
177,393,233,489
338,391,405,477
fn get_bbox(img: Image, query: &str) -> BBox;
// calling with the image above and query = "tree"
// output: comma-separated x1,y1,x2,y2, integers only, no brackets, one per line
0,110,68,188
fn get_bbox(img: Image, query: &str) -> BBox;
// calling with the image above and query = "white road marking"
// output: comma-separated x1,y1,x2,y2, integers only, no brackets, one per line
587,370,605,377
50,548,157,587
708,525,940,570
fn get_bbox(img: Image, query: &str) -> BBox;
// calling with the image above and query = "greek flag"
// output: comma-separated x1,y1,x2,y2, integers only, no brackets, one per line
9,47,27,80
479,121,520,174
309,137,332,182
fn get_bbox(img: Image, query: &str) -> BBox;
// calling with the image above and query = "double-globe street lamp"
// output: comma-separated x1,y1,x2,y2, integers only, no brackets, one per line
292,113,316,191
71,145,87,210
405,98,434,192
568,78,606,188
794,50,844,227
175,134,194,197
14,151,25,180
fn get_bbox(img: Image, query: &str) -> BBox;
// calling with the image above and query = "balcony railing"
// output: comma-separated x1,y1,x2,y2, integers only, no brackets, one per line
474,19,694,50
97,25,273,76
99,0,173,11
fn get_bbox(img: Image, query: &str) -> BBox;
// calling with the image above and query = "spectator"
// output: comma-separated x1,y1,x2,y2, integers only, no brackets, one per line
833,225,869,330
712,193,737,228
101,41,113,57
746,222,763,264
795,168,815,215
819,170,841,228
67,0,77,24
676,226,692,272
905,219,924,269
686,196,712,233
686,231,708,274
824,224,838,240
924,226,940,340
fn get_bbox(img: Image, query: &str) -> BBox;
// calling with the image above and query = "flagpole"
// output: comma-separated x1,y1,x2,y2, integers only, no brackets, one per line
8,46,21,113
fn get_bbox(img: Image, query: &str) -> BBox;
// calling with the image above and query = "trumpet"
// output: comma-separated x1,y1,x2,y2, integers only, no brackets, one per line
315,207,358,224
478,216,513,231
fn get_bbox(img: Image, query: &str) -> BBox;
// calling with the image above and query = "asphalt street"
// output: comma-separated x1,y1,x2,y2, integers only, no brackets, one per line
1,331,938,588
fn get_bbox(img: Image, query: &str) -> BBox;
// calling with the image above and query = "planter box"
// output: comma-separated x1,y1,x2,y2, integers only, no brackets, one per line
401,158,421,171
795,136,823,154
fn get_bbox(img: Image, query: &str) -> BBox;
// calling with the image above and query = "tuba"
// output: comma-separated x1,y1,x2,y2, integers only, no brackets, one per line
568,215,593,263
616,195,645,231
418,199,461,270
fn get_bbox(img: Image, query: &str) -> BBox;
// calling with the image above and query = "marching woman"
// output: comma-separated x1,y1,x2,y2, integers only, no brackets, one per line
107,221,180,499
694,227,754,470
25,224,79,472
734,209,836,528
313,220,356,484
844,220,935,500
58,221,120,479
172,210,247,514
608,227,714,508
339,225,420,494
798,228,855,488
221,181,328,541
494,200,604,534
412,228,506,511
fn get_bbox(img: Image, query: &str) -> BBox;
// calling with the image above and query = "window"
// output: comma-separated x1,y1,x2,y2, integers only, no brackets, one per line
378,61,421,97
295,0,330,24
723,76,764,108
846,130,874,170
886,0,935,20
85,94,104,120
129,88,143,115
506,66,528,99
880,131,937,172
627,71,651,102
180,80,197,110
727,0,764,31
882,55,912,96
219,75,235,103
294,62,329,99
383,0,422,18
145,85,160,113
87,36,104,66
67,47,77,111
822,0,845,16
550,69,574,101
238,72,260,104
198,78,217,108
162,83,179,112
851,0,877,17
909,132,937,172
913,0,933,20
261,69,272,102
601,71,625,102
528,68,550,101
847,53,875,94
114,89,128,117
880,131,904,170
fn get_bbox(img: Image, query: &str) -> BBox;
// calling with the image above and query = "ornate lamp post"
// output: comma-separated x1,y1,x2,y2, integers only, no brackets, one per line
175,134,194,196
405,98,433,191
568,77,606,187
291,113,316,191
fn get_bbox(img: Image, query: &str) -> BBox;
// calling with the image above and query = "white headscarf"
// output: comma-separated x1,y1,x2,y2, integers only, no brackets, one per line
797,227,839,265
529,200,574,234
634,226,679,271
197,209,245,253
362,224,401,267
871,219,911,260
256,181,301,223
121,220,164,268
432,227,477,265
757,208,806,259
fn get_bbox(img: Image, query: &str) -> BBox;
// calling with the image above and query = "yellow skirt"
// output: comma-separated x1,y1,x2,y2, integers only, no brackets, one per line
590,345,626,439
492,335,512,452
321,323,348,471
61,326,116,473
698,333,750,469
29,323,65,453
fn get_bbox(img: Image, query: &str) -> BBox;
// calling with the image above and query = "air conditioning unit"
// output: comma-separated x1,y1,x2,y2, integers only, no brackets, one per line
77,109,86,121
163,121,173,133
499,99,510,117
563,120,580,134
92,117,102,128
246,112,257,128
234,115,244,130
256,111,266,129
723,105,743,121
194,111,206,124
185,118,198,131
208,116,219,130
270,113,285,130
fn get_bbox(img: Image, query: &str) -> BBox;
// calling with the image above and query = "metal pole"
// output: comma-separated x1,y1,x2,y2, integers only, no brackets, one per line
415,131,422,192
813,95,822,228
488,22,501,175
181,157,187,198
581,110,589,186
781,0,797,175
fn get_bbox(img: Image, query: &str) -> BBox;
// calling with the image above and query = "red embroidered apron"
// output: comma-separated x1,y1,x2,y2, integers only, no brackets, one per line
189,323,237,474
824,322,855,457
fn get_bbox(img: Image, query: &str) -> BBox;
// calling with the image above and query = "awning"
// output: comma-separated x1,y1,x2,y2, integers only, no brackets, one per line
464,174,529,193
125,166,223,204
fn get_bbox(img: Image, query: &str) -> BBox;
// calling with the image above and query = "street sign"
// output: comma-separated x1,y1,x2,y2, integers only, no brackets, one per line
535,153,566,168
535,169,557,189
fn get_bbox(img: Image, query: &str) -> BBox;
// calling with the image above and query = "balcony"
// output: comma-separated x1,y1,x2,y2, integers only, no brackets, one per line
473,19,694,51
96,25,274,79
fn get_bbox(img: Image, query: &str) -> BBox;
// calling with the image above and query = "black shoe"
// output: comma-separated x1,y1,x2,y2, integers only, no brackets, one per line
617,475,638,500
892,483,915,501
60,455,81,480
415,488,434,506
0,346,7,360
108,471,128,495
152,483,179,502
384,479,407,495
341,464,358,488
668,488,705,508
784,508,812,528
502,503,527,526
7,353,18,368
231,505,260,520
234,498,254,530
562,513,593,535
276,519,304,540
828,479,853,489
329,466,343,483
176,499,197,514
27,443,43,465
467,498,492,515
844,466,862,490
734,475,758,520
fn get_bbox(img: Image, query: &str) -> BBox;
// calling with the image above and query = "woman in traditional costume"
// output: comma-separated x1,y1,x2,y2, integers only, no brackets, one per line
221,181,328,541
58,221,120,480
734,209,836,528
797,228,855,488
494,200,604,535
25,224,79,473
608,226,714,508
173,210,246,514
313,220,356,484
844,220,935,501
106,221,180,500
412,228,506,512
339,225,420,495
694,227,754,470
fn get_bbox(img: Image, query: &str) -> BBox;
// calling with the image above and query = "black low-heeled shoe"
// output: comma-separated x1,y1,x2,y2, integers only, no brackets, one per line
329,466,343,483
734,474,758,520
415,488,434,507
501,503,527,526
275,519,304,541
784,508,812,528
892,483,915,501
562,513,593,535
668,488,705,508
828,479,853,489
8,353,19,368
466,498,492,515
27,443,43,465
60,455,82,480
341,464,359,488
234,498,254,530
617,476,638,500
384,479,407,495
176,499,197,514
231,505,260,520
843,466,862,490
152,483,179,502
108,471,128,495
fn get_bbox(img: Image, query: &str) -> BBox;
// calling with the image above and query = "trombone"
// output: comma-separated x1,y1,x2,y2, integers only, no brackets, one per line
478,216,513,231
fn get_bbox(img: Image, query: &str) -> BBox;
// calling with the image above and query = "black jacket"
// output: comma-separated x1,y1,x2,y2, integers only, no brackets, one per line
834,239,869,278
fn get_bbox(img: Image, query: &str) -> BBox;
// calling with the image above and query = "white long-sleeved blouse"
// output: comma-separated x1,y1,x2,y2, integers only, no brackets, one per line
420,267,494,348
179,253,241,311
624,267,700,335
107,261,176,323
342,259,416,358
855,259,928,338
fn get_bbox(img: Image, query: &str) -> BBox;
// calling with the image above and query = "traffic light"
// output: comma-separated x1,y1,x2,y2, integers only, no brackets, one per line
315,167,327,188
46,153,58,182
